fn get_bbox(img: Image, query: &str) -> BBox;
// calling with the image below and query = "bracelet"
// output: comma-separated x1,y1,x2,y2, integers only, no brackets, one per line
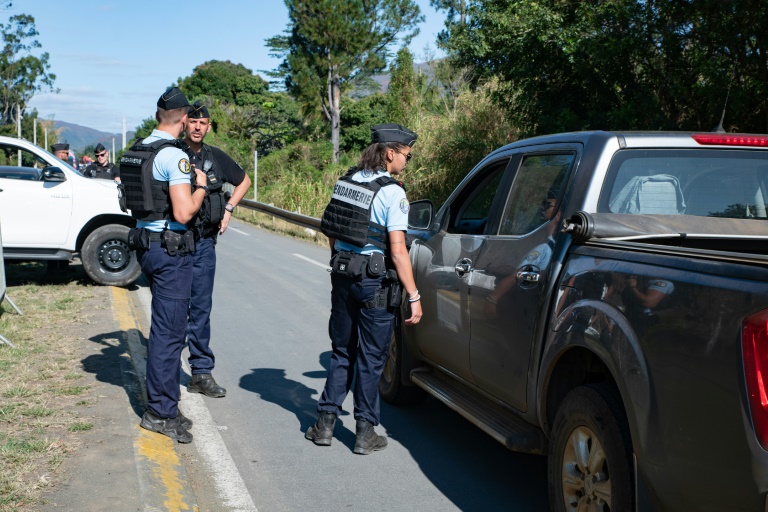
486,295,498,304
194,184,209,193
408,294,421,303
225,202,235,213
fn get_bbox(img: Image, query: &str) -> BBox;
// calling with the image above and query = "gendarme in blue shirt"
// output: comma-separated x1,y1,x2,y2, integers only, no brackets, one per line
335,169,409,255
136,129,191,232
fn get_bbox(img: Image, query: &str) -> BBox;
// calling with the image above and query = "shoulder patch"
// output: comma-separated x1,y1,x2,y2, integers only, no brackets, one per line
178,159,191,174
400,198,410,214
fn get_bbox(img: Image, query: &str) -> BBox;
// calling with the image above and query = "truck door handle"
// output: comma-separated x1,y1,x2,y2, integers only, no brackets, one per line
454,258,474,277
517,271,540,283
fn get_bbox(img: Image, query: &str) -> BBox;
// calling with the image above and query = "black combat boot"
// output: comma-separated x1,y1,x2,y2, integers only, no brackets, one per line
305,412,337,446
353,419,388,455
176,410,193,430
140,411,193,444
187,373,227,398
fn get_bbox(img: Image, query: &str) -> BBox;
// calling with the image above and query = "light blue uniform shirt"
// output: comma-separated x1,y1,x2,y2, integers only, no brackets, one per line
136,129,191,232
335,169,409,255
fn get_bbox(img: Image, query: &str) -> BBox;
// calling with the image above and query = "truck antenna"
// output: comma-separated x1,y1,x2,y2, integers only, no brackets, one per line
712,67,735,133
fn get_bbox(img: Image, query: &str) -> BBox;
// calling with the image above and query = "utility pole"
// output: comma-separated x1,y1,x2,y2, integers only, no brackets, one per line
33,118,37,145
16,104,21,165
112,138,115,164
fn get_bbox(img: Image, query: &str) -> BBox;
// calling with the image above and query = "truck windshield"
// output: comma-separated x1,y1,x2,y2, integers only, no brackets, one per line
601,149,768,220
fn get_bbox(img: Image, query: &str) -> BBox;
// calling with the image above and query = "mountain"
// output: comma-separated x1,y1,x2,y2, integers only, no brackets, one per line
53,121,134,154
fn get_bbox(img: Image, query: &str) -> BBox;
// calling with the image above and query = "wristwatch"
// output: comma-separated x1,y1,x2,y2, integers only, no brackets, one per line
225,202,235,213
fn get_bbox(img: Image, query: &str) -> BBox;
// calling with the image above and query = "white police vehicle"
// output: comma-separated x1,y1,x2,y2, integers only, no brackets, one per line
0,135,140,286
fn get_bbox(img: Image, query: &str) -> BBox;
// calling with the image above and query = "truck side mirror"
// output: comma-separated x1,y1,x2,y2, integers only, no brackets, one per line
408,200,434,230
41,166,66,182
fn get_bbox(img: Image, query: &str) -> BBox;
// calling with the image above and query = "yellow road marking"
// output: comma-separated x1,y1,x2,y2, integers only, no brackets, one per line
111,287,196,512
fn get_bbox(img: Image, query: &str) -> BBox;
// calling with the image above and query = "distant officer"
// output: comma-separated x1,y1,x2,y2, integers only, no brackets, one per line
51,143,69,162
183,101,251,398
306,123,423,454
120,86,208,443
84,143,120,181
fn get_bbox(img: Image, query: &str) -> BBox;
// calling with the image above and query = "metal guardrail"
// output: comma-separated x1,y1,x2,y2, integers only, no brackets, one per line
238,198,322,231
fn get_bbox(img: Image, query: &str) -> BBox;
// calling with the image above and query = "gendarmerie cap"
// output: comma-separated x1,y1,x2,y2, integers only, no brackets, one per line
51,143,69,152
188,101,210,119
371,123,418,146
157,86,189,110
94,143,106,153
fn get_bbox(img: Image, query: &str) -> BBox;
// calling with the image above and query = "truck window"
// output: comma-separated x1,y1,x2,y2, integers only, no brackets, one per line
0,144,46,180
498,153,573,235
602,149,768,219
447,159,508,235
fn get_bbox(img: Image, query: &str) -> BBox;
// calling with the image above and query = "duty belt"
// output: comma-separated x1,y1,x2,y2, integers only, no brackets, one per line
148,230,186,242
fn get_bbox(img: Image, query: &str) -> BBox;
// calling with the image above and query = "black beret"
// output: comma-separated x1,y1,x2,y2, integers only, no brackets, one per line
51,143,69,152
188,101,210,119
157,87,189,110
371,123,418,146
94,143,106,153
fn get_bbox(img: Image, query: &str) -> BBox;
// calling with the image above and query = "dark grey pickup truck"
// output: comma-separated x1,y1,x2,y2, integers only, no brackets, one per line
380,131,768,511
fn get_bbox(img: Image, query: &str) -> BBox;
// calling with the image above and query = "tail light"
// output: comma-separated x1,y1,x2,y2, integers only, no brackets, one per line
743,309,768,450
693,134,768,147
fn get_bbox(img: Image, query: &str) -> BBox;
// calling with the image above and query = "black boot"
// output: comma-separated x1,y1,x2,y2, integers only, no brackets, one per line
305,412,337,446
140,411,193,443
176,410,193,430
187,373,227,398
353,419,387,455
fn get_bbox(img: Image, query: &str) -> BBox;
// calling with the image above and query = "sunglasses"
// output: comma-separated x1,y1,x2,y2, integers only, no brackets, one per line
397,150,412,162
95,152,106,157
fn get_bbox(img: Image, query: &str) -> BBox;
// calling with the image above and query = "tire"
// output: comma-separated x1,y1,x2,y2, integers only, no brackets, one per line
379,312,427,405
548,384,634,512
81,224,141,287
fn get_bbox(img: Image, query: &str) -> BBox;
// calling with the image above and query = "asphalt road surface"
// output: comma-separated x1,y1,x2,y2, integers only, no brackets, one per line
182,219,549,511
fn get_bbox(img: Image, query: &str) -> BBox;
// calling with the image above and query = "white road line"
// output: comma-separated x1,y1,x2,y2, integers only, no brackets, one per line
226,226,249,236
135,286,258,512
292,253,330,270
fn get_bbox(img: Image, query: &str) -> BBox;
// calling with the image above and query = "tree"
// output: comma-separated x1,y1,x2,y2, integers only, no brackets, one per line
178,60,269,106
441,1,768,135
267,0,424,163
0,13,56,126
386,48,422,125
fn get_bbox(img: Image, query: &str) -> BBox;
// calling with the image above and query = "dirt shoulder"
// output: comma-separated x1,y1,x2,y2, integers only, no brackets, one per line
0,262,141,510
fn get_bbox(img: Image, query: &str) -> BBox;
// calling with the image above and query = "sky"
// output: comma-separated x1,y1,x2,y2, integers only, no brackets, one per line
10,1,447,135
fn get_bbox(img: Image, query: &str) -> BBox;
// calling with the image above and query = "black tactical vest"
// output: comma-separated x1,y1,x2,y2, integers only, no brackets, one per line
188,144,226,238
118,139,183,221
320,169,403,250
86,163,116,180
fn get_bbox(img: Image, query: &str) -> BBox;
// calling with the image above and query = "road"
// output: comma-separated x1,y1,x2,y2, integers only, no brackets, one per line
162,219,549,511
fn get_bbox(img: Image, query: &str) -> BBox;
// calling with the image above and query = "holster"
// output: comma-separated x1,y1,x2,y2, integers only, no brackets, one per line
364,270,403,310
161,229,195,256
127,227,150,251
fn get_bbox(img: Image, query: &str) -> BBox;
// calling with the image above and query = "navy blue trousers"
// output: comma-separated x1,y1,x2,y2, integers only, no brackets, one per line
318,273,394,425
137,242,193,419
187,237,217,375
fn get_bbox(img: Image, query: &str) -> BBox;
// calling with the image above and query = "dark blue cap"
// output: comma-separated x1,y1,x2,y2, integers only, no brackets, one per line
51,143,69,152
157,87,189,110
371,123,418,146
188,101,210,119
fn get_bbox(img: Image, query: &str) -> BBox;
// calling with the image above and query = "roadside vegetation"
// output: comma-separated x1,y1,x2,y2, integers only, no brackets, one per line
0,263,100,511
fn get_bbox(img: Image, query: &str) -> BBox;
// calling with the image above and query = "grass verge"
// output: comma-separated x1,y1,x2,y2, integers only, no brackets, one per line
0,261,100,511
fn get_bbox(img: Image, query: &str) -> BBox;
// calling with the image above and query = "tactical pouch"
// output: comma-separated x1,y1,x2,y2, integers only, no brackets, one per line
330,252,366,281
127,227,150,250
367,252,385,277
180,230,195,256
160,230,191,256
387,280,403,309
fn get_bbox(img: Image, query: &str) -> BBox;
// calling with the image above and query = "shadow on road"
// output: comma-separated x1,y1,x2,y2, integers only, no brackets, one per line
382,397,549,511
240,349,549,510
82,330,145,419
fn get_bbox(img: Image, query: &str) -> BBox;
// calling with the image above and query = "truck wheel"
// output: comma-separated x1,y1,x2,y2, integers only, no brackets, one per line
548,384,634,512
81,225,141,287
379,314,426,405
